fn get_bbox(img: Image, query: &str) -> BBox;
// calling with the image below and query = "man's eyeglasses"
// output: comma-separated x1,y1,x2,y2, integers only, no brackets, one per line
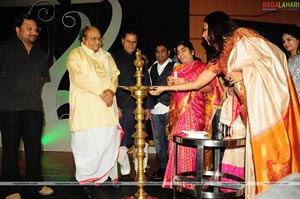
124,40,137,45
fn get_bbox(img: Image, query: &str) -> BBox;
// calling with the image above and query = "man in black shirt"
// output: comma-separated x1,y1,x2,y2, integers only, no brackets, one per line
112,29,153,179
0,14,53,199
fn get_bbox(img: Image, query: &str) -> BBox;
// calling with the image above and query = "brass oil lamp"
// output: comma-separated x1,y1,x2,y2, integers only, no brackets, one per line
120,49,157,199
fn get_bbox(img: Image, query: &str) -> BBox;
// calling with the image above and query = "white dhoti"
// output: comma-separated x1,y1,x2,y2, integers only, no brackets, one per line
71,126,122,184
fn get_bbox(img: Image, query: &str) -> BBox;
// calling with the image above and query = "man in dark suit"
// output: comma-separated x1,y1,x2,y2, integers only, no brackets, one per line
112,29,153,179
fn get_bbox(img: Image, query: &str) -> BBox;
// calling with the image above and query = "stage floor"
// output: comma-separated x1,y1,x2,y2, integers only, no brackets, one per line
0,149,194,199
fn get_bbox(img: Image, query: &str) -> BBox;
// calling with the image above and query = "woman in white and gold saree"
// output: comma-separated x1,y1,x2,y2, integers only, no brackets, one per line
150,11,300,199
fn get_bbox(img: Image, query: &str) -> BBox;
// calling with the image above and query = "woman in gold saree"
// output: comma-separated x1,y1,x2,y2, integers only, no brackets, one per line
162,40,223,188
151,11,300,198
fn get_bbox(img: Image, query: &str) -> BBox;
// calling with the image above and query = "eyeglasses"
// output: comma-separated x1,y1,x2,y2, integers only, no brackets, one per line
85,37,102,42
124,40,137,45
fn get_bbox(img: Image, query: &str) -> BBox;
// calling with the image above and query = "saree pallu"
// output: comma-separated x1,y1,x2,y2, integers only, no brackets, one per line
219,93,246,192
215,28,300,198
162,61,222,188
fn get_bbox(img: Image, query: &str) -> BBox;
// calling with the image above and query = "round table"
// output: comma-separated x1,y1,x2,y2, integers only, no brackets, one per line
173,135,246,199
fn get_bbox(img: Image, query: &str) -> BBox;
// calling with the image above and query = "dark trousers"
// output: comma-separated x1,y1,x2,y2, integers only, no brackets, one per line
152,113,169,169
119,107,136,147
0,110,43,196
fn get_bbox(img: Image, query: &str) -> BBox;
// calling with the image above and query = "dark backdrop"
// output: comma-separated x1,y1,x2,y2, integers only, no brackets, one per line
0,0,189,119
204,19,300,61
235,19,300,54
0,0,189,64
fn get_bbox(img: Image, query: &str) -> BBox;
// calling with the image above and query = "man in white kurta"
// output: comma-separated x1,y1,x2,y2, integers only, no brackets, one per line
67,26,121,186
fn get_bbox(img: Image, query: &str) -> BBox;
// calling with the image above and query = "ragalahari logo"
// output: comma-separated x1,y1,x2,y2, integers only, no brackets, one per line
262,1,300,10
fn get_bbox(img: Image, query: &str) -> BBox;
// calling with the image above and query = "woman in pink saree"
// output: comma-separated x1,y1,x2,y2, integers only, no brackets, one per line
162,40,223,188
151,12,300,198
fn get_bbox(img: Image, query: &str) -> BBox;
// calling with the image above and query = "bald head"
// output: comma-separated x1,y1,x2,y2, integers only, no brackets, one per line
80,26,102,52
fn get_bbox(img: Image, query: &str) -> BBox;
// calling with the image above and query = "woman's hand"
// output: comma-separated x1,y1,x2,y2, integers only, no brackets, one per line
225,71,242,85
227,86,235,96
167,76,175,85
149,86,165,96
173,77,187,85
167,76,187,85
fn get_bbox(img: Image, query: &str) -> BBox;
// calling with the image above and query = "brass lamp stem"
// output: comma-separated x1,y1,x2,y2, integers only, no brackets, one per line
121,49,157,199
